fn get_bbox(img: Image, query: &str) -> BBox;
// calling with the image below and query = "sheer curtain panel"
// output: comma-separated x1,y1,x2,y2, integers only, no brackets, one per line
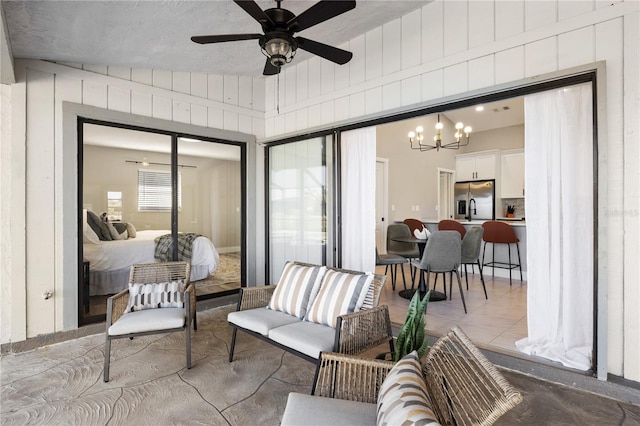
341,128,376,273
516,83,594,371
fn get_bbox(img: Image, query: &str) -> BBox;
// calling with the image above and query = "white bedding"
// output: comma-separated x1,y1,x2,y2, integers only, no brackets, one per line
84,230,220,295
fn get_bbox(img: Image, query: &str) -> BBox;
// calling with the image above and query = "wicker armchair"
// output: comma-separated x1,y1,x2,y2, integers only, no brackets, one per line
310,326,522,426
228,263,394,363
103,261,196,382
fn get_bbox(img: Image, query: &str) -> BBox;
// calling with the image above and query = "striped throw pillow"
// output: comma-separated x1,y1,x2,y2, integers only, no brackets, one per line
127,280,186,312
304,270,373,328
377,351,441,426
267,262,326,319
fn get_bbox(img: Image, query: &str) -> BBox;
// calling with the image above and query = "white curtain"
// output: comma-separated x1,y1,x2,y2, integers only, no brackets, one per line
516,83,593,370
341,127,377,273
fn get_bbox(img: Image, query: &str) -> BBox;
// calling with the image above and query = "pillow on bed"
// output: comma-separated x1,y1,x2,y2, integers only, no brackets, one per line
83,226,100,244
86,210,112,241
106,222,123,240
126,222,137,238
127,280,186,312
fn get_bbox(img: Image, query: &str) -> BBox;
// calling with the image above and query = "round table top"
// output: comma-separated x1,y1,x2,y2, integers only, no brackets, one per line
390,236,427,244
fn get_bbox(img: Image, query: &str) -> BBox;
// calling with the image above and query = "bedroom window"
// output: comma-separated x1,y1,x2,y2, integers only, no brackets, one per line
106,191,123,221
137,169,182,212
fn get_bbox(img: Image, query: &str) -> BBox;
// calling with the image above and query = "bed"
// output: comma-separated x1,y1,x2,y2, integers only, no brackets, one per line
84,229,220,295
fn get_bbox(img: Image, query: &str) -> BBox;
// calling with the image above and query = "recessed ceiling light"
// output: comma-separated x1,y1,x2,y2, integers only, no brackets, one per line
475,106,484,112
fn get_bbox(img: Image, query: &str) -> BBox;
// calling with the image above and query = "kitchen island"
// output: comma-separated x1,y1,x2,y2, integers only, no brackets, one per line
423,219,527,281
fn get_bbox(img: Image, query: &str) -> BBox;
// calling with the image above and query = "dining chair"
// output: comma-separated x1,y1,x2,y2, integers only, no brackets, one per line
103,261,196,382
412,231,467,313
461,227,487,299
403,218,425,235
438,219,467,239
375,247,407,290
386,223,420,282
482,221,522,285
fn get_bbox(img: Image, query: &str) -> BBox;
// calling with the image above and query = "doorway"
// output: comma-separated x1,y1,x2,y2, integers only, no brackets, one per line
437,168,455,220
375,158,389,253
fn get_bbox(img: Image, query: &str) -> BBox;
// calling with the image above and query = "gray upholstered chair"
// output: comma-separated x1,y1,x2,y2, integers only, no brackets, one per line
412,231,467,313
461,227,487,299
103,261,195,382
387,223,420,281
376,247,407,290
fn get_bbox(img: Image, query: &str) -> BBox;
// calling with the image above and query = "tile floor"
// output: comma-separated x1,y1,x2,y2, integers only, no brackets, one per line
377,263,528,356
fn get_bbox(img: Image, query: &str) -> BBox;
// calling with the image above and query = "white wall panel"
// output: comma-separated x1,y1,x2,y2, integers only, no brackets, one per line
238,114,253,135
559,27,595,70
334,42,350,91
208,107,224,129
443,0,468,55
559,1,594,20
401,76,421,106
239,76,253,109
107,66,131,80
284,68,296,107
131,68,152,85
108,86,131,113
253,116,265,139
295,108,308,131
190,104,207,127
525,37,558,77
383,19,402,76
469,1,495,49
350,34,366,86
422,1,443,63
321,59,335,95
152,70,172,90
365,86,382,115
131,91,152,117
252,77,265,111
208,74,224,102
274,113,286,134
82,81,107,108
308,57,321,99
334,96,349,122
83,64,107,74
190,73,207,98
421,69,443,101
265,117,275,137
495,1,524,40
223,110,239,131
285,111,296,133
321,100,335,125
366,27,383,81
525,0,557,31
25,68,55,337
349,92,365,118
443,62,468,97
223,75,239,105
495,46,525,84
308,104,322,128
265,76,276,111
401,9,421,70
152,96,172,120
296,61,308,103
468,55,494,91
56,76,82,104
173,100,191,124
172,72,190,95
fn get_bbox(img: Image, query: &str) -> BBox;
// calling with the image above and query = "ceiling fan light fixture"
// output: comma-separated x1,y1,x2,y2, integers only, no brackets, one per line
261,34,297,67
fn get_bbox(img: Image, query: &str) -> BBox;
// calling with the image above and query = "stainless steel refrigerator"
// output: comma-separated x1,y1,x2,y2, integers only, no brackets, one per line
454,179,495,221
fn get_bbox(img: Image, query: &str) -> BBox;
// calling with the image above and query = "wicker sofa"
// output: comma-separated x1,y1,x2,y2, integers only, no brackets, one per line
228,262,394,363
282,326,523,426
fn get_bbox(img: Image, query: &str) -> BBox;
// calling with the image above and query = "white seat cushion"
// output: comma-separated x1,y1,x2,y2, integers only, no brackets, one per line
268,321,336,359
108,307,185,336
228,307,301,336
281,393,376,426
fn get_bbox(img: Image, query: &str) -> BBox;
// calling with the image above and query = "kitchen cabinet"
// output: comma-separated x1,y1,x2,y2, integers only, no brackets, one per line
455,150,499,181
501,149,525,198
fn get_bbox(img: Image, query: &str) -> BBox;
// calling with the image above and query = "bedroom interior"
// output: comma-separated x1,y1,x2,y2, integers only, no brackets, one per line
80,122,243,323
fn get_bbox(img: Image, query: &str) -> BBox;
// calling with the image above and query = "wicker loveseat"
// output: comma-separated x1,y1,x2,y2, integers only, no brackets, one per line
228,262,394,363
282,326,523,425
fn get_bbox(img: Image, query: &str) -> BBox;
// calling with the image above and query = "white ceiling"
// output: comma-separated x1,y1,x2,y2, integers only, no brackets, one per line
3,0,430,76
444,98,524,133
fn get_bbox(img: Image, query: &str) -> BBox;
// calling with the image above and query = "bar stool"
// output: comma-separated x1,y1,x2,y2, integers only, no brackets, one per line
438,219,466,239
481,221,522,285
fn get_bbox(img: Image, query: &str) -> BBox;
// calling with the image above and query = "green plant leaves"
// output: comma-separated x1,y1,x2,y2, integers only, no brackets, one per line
393,290,431,362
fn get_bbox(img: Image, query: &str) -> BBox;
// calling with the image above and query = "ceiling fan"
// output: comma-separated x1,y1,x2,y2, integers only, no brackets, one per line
191,0,356,76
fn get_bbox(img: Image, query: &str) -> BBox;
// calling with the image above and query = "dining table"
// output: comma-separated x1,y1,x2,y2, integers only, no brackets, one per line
390,235,447,302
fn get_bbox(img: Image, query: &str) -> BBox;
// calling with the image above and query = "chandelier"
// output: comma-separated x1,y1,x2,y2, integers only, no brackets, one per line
408,114,472,151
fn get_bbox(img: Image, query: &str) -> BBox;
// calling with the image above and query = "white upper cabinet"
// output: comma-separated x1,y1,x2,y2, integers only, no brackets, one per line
501,149,525,198
455,150,499,181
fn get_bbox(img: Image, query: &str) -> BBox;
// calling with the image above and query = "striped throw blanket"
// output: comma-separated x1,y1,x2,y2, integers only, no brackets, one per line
154,233,201,262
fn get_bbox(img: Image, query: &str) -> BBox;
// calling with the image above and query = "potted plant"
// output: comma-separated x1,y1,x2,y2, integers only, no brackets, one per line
393,290,431,362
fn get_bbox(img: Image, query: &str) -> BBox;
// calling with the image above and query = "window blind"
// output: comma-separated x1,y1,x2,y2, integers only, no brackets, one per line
137,169,181,211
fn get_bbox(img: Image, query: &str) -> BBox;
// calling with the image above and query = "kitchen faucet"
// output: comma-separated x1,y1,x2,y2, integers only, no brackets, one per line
467,198,477,221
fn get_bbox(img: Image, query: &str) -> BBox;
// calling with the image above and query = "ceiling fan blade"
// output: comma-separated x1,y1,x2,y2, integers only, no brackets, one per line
233,0,275,29
191,34,262,44
263,59,281,76
296,37,353,65
288,1,355,32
